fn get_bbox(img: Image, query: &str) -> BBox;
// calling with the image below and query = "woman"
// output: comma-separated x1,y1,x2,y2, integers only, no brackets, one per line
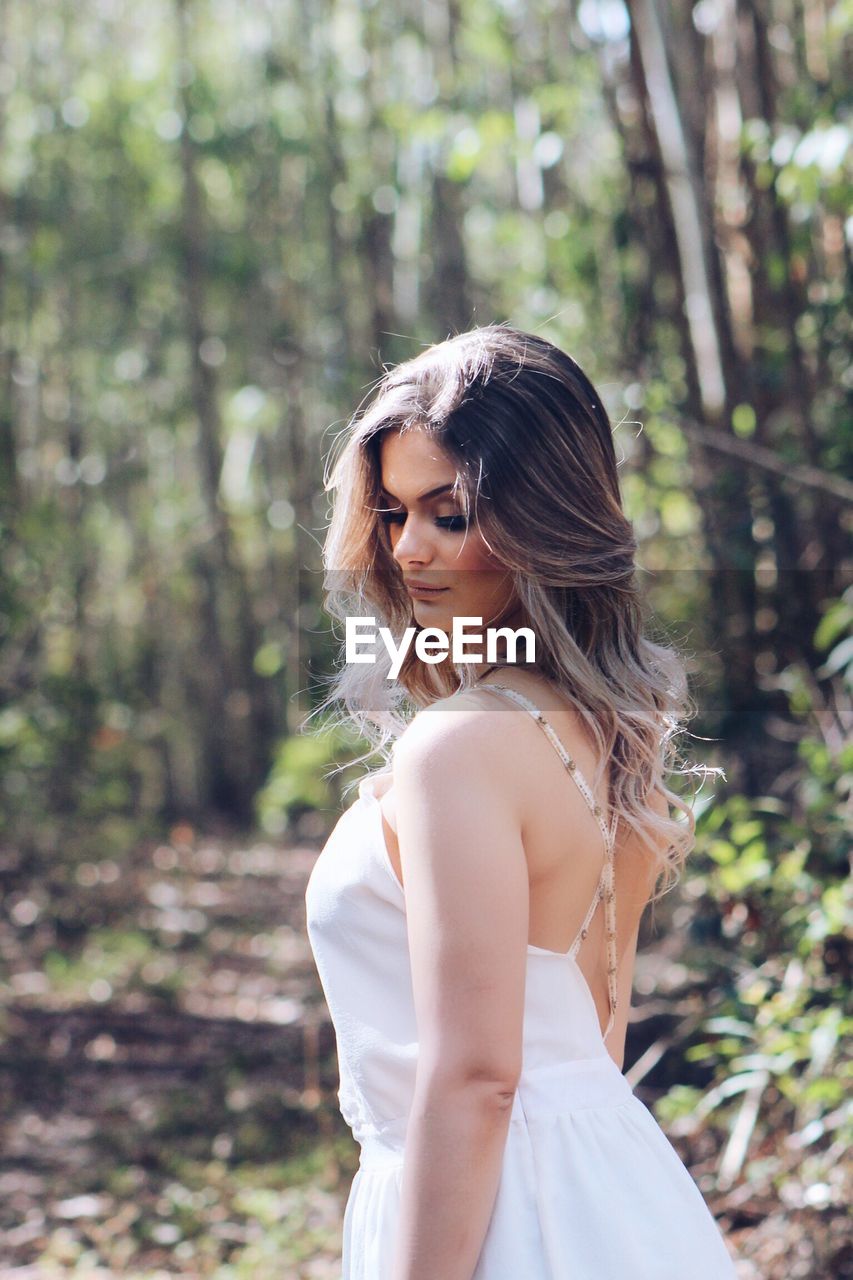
305,323,738,1279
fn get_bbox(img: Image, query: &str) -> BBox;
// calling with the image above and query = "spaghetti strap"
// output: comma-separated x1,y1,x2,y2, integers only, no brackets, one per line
479,683,619,1040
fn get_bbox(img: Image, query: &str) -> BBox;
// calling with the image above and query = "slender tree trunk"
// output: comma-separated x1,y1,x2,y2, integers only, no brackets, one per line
422,0,474,334
733,0,841,642
0,27,15,511
173,0,273,822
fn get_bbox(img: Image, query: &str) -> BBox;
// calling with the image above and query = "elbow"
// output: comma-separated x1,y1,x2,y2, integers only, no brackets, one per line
418,1055,522,1103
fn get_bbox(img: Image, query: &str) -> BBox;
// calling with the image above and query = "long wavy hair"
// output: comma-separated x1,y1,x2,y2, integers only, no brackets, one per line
307,322,720,903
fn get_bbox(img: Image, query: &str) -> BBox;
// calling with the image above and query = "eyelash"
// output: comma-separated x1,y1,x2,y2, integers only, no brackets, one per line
379,512,468,532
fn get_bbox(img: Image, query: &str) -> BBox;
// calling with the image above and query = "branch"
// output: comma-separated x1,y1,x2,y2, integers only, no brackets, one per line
673,417,853,504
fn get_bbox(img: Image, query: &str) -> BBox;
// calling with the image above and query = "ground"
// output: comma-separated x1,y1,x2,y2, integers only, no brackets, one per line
0,821,845,1278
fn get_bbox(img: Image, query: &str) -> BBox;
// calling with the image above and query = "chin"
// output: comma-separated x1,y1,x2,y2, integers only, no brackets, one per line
412,606,453,627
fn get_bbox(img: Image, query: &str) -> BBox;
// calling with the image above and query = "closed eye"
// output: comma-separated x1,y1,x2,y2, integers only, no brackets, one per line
379,511,468,531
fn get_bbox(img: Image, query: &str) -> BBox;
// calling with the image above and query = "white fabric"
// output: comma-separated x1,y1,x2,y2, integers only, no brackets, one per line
305,692,738,1278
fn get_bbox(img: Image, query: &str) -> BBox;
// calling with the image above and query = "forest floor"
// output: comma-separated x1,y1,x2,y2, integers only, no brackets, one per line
0,820,845,1278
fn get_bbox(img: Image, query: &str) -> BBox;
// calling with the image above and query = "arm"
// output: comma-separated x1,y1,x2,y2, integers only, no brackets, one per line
390,701,529,1280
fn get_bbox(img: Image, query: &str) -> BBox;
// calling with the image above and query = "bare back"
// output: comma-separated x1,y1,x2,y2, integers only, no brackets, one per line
373,670,661,1070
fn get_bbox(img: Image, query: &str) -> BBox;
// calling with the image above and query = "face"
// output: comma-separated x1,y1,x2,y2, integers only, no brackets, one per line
378,427,521,641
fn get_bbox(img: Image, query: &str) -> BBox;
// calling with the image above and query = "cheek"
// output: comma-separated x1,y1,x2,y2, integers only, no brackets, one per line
453,529,502,572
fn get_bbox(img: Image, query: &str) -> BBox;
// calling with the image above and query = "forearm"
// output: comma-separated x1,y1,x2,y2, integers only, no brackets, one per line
391,1077,515,1280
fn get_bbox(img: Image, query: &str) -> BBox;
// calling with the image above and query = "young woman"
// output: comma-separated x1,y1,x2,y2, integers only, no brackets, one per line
305,324,738,1279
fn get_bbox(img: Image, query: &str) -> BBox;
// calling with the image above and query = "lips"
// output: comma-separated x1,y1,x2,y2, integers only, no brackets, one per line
405,580,448,595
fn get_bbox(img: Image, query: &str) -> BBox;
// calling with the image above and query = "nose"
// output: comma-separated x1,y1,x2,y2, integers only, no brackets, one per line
391,513,434,567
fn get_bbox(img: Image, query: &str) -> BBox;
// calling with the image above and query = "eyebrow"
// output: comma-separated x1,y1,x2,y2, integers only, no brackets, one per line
379,482,457,503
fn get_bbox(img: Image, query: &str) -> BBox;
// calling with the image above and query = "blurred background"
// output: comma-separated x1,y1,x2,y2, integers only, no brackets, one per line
0,0,850,1275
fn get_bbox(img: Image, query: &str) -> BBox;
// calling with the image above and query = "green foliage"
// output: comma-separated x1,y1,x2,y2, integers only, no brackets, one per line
254,722,373,835
42,927,155,1000
656,606,852,1200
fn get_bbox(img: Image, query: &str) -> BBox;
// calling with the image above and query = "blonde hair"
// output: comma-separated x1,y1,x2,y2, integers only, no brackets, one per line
308,322,721,903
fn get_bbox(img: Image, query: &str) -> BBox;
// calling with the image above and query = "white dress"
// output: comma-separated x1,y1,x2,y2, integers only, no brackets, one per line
305,684,738,1278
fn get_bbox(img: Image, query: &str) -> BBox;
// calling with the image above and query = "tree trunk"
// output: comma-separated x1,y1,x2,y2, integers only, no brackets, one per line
173,0,274,823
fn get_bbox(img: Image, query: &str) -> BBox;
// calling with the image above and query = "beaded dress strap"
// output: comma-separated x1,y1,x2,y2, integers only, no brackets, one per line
479,683,619,1041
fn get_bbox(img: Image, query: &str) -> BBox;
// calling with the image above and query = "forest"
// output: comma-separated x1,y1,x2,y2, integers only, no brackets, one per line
0,0,850,1275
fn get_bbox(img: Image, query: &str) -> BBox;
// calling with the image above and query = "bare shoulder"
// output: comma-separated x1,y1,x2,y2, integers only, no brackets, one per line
395,687,510,749
393,689,522,812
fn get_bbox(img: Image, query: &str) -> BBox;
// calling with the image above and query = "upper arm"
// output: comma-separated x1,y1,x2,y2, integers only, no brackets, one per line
392,703,528,1092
